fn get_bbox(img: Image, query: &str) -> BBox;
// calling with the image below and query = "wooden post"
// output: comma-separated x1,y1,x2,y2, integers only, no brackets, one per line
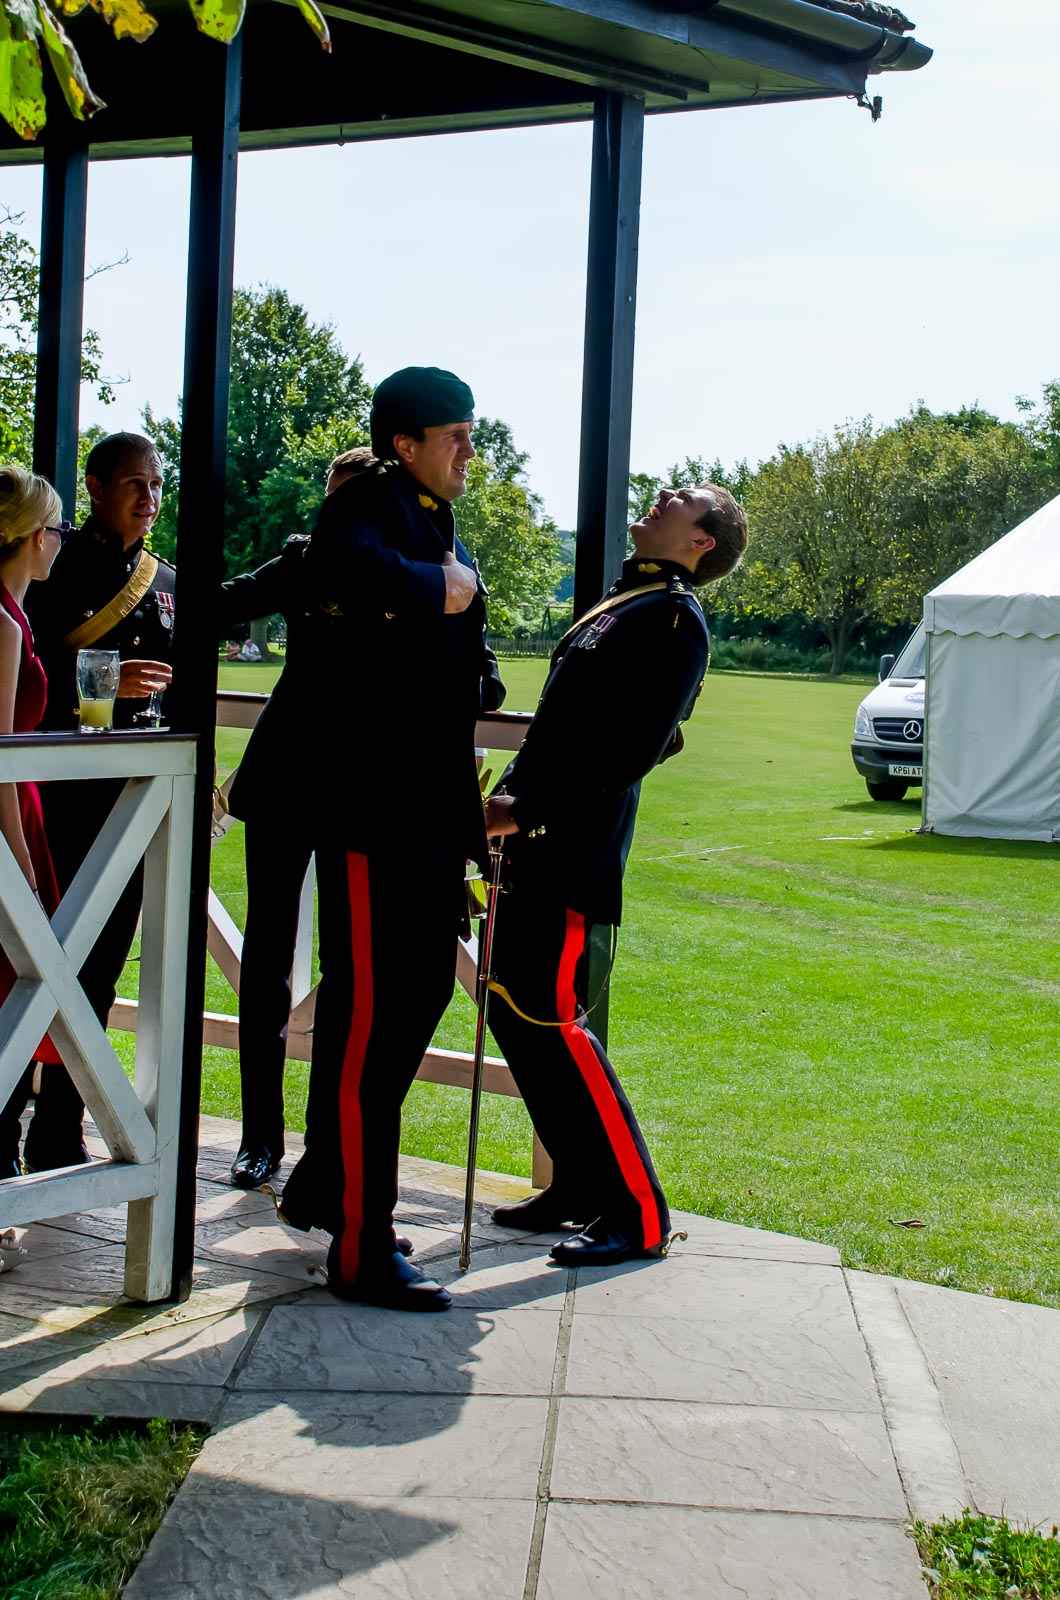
33,131,88,520
167,32,242,1302
573,90,645,621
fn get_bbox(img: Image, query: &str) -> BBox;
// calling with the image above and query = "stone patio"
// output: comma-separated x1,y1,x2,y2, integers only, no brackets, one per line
2,1114,1059,1598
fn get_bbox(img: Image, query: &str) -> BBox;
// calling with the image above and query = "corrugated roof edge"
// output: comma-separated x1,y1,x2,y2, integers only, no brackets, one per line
716,0,932,70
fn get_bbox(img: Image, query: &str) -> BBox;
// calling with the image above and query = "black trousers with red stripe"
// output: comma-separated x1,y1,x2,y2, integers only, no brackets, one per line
281,842,465,1282
486,876,670,1252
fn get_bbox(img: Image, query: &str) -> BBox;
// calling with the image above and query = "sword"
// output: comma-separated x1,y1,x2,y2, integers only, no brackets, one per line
459,834,505,1272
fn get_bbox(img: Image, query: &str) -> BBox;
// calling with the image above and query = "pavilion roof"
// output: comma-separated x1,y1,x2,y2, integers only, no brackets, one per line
0,0,931,163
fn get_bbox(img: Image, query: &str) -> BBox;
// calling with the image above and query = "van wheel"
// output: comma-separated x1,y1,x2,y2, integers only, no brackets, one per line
866,780,908,802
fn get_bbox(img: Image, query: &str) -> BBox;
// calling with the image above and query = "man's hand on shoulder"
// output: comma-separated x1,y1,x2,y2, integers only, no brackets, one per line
442,551,477,614
118,659,172,698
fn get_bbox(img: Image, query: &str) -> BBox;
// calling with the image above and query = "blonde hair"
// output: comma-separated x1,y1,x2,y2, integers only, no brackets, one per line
0,465,62,560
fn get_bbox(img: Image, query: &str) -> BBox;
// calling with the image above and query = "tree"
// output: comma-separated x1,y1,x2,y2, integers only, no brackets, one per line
472,417,529,484
1,204,117,493
1016,379,1060,496
737,421,895,675
147,283,371,584
870,405,1043,626
457,417,567,632
736,407,1046,673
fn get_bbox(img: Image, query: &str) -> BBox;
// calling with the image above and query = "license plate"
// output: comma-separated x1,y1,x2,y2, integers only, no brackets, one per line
888,763,922,778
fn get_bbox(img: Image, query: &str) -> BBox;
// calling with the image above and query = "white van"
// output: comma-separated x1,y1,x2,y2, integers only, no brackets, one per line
850,621,926,801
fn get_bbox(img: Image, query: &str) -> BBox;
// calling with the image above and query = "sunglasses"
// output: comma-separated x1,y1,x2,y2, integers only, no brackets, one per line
44,521,73,542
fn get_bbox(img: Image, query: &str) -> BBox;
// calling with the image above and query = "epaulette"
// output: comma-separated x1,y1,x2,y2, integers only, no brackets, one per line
284,533,311,546
145,546,176,575
669,575,704,612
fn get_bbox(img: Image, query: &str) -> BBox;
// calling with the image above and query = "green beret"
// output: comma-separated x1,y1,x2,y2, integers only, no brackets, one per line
370,366,475,457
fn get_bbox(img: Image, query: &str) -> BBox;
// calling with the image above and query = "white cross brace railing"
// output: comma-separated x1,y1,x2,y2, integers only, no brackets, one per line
0,735,195,1302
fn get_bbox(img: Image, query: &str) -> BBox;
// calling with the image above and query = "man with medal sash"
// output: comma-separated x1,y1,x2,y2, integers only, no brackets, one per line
22,432,175,1171
482,483,749,1267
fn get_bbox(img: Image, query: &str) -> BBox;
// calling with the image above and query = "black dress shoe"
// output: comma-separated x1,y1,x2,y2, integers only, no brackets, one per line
492,1187,587,1232
231,1145,283,1189
394,1234,414,1257
550,1217,666,1268
22,1141,91,1174
326,1246,451,1312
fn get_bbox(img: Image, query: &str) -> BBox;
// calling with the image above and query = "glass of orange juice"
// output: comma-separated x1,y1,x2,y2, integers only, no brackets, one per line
76,649,120,733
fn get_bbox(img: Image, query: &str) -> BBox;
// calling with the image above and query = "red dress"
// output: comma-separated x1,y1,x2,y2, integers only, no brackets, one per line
0,584,62,1065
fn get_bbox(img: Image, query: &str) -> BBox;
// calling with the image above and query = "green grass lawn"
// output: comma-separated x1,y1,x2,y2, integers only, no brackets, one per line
120,657,1060,1307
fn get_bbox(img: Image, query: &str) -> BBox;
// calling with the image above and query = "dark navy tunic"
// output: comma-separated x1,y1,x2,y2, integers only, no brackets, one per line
500,556,710,925
28,517,176,732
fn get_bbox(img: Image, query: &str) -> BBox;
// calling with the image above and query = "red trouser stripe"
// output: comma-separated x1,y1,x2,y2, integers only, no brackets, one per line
555,910,661,1250
338,852,373,1282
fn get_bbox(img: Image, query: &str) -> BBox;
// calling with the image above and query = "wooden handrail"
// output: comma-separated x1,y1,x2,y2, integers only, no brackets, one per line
216,690,534,750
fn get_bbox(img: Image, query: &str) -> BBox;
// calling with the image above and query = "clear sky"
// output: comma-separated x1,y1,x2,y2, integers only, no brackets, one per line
2,0,1058,527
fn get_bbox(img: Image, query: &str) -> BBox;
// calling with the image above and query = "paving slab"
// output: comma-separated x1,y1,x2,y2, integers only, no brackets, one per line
2,1375,229,1422
3,1308,258,1391
235,1301,562,1396
565,1307,876,1410
550,1397,909,1517
668,1208,842,1267
846,1271,971,1524
566,1254,876,1410
192,1212,328,1284
124,1492,537,1600
537,1504,927,1600
434,1243,569,1311
894,1275,1060,1525
195,1391,549,1499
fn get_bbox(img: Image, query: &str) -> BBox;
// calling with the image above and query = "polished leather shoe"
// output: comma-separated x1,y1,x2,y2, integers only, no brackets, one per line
394,1233,414,1258
231,1145,283,1189
22,1141,91,1174
549,1217,665,1268
492,1187,587,1232
326,1246,451,1312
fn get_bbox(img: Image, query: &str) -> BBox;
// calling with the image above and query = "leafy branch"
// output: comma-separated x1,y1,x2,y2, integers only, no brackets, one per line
0,0,330,142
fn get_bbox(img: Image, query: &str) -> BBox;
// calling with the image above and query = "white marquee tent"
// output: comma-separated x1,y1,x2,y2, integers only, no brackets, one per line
923,492,1060,840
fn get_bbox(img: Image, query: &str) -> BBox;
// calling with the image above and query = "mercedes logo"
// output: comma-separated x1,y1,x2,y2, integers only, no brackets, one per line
903,720,922,741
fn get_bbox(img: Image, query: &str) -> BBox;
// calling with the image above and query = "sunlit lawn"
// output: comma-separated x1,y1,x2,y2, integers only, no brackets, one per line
119,655,1060,1306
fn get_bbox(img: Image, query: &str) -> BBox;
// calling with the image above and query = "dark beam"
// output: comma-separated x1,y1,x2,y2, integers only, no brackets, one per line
33,131,88,520
167,32,241,1303
574,89,644,619
320,0,697,100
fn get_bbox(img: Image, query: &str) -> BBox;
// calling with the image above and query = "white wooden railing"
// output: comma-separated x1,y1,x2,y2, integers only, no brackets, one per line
111,695,553,1187
0,735,195,1301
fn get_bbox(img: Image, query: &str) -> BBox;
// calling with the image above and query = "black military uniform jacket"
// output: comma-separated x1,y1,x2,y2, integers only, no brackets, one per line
226,465,494,866
28,517,176,732
499,557,710,926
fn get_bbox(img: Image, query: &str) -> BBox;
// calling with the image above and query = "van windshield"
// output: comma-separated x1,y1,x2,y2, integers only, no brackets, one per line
891,621,926,679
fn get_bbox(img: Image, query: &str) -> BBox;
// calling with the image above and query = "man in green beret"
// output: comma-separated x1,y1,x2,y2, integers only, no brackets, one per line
277,366,499,1311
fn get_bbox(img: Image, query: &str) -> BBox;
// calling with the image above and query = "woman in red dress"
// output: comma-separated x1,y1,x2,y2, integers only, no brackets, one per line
0,466,67,1176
